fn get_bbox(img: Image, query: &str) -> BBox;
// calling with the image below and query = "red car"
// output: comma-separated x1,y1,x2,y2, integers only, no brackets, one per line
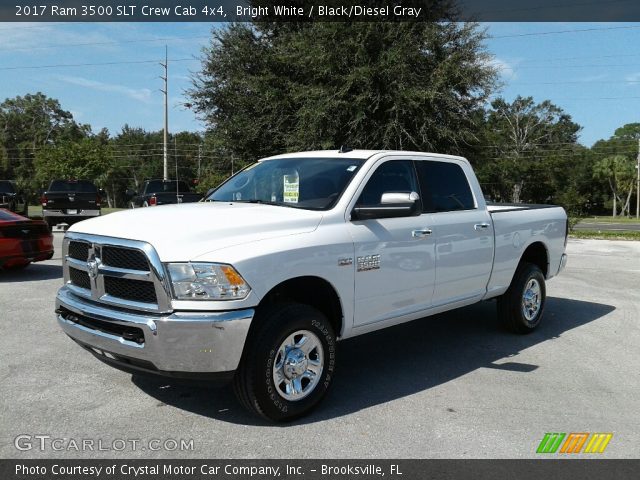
0,209,54,270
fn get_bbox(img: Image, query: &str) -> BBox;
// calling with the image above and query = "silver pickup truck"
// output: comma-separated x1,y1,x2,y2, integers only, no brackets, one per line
55,150,568,421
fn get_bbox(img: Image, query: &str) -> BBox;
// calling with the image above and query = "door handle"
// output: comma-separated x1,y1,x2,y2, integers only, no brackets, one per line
474,223,491,231
412,229,432,238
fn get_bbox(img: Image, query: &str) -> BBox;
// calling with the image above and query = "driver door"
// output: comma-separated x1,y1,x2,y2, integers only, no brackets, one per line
348,159,436,328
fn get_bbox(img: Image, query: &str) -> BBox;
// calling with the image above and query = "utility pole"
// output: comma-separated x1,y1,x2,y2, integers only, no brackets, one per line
160,46,169,181
636,138,639,219
197,143,202,178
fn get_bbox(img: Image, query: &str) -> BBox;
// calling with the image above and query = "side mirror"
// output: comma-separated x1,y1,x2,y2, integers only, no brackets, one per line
352,191,420,220
125,189,136,198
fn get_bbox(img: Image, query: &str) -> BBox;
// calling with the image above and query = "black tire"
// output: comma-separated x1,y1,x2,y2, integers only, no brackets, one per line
497,262,546,334
233,303,337,422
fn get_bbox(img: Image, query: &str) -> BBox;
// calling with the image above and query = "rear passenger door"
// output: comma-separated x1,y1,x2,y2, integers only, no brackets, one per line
415,159,493,307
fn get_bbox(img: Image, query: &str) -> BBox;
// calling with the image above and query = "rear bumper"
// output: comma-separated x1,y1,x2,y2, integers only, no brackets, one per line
43,209,100,223
55,286,254,378
0,250,53,268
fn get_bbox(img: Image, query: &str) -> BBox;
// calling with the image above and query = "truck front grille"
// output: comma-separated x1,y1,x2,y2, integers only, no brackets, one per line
104,276,157,304
63,234,171,313
68,240,90,261
69,267,90,290
102,246,149,271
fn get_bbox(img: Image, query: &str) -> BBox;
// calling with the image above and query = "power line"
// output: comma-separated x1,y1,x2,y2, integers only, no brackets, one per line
0,58,197,71
490,25,640,39
0,34,211,52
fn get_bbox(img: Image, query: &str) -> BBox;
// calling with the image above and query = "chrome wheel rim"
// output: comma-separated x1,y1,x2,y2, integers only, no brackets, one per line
522,278,542,322
272,330,324,401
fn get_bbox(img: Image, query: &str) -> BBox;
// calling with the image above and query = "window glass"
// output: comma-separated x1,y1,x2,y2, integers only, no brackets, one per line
208,158,365,211
48,180,97,193
356,160,419,206
415,161,475,212
146,180,190,193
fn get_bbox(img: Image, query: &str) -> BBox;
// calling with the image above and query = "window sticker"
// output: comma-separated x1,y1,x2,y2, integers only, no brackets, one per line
347,165,358,172
283,174,299,203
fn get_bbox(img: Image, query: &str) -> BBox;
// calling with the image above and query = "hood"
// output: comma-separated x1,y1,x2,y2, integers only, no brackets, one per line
69,202,323,261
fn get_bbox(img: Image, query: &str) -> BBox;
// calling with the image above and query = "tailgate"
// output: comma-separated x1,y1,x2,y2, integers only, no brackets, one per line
44,192,98,211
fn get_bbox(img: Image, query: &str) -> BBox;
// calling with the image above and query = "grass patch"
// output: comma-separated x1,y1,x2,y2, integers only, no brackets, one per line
570,230,640,241
581,216,640,224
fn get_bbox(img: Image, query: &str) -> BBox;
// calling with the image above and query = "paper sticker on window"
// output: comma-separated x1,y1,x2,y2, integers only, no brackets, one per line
347,165,358,172
283,174,299,203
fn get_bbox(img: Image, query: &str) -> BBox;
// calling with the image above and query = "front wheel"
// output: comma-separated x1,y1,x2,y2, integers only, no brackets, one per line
233,303,337,421
497,262,546,334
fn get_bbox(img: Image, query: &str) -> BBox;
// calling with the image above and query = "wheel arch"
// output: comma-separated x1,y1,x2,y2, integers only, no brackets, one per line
519,241,549,277
254,275,344,338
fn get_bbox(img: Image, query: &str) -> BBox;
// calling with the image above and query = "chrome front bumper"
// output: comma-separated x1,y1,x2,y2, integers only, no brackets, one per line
56,286,254,375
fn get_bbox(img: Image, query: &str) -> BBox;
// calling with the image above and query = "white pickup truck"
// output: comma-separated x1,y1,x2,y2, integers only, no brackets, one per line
55,150,568,421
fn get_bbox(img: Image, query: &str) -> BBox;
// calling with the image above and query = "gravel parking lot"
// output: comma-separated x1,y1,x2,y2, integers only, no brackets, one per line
1,235,638,458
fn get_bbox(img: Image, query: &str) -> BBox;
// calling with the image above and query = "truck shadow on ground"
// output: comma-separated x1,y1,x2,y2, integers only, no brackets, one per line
0,264,62,282
132,296,615,426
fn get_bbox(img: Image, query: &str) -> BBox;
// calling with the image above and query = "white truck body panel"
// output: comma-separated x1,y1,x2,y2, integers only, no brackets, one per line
58,150,567,367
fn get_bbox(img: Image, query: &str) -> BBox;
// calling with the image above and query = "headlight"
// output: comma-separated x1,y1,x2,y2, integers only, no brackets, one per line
166,262,251,300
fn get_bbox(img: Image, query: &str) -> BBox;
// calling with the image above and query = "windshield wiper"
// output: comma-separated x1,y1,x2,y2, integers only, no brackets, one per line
233,199,300,208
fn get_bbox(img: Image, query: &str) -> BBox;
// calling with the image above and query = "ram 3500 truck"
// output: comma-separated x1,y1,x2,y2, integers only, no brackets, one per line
55,150,568,421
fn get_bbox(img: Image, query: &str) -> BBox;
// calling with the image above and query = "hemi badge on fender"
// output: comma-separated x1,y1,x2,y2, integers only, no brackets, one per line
338,258,353,266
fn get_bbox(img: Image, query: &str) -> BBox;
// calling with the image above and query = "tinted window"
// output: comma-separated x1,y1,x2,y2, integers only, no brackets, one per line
146,180,190,193
0,181,15,193
48,180,97,193
415,161,475,212
356,160,419,206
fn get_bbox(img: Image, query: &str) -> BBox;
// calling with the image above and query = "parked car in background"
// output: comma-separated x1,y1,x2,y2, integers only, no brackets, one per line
0,180,28,216
0,209,53,270
126,179,202,207
41,180,102,228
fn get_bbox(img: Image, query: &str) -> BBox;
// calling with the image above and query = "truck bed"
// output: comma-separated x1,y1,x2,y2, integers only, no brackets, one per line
485,202,567,300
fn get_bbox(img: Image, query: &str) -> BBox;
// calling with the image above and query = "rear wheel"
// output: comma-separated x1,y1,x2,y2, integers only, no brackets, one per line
497,262,546,334
233,303,337,421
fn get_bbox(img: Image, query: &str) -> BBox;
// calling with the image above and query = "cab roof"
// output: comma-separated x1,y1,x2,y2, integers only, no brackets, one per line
261,149,469,163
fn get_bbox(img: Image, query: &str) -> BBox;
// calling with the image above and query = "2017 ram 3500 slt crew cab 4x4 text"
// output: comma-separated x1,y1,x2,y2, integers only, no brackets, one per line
55,150,568,421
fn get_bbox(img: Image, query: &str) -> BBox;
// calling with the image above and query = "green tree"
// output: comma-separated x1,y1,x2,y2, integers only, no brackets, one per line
475,96,581,203
593,155,636,217
33,137,110,188
0,93,89,191
189,20,497,162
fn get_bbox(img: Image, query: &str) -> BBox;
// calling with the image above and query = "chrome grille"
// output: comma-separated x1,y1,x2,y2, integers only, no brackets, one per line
69,267,90,290
62,233,171,313
102,246,149,271
104,276,157,304
68,240,90,261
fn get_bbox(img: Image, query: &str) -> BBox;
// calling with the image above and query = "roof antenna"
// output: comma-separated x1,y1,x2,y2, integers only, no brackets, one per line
339,145,353,153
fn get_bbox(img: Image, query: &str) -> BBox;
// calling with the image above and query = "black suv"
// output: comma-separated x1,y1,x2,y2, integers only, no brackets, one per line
41,180,102,228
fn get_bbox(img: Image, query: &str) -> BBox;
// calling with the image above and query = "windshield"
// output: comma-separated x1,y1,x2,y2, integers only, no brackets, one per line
0,181,15,194
207,157,366,210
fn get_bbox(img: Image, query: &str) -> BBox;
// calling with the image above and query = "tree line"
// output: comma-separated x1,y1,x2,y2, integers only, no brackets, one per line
1,19,639,217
